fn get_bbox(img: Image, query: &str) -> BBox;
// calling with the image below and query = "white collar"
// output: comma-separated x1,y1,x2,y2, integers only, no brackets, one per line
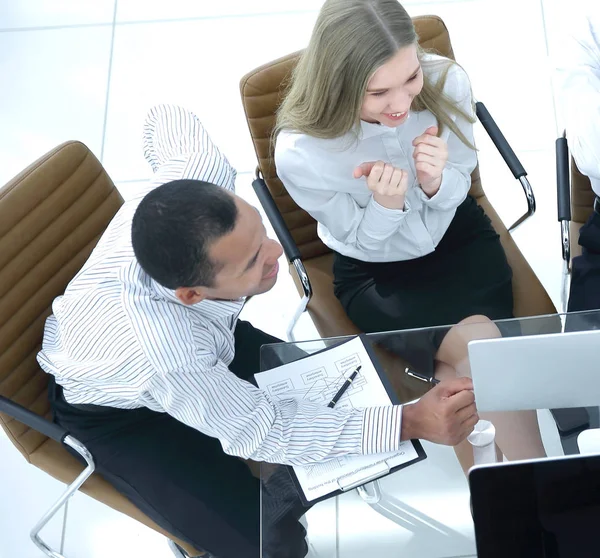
149,277,243,318
358,116,412,140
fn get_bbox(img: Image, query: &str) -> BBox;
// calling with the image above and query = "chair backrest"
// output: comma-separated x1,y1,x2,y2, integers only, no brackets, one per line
0,141,123,462
240,15,485,261
571,157,595,224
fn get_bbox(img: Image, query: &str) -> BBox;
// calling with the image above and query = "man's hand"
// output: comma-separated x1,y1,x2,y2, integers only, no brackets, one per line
353,160,409,210
412,125,448,197
400,377,478,446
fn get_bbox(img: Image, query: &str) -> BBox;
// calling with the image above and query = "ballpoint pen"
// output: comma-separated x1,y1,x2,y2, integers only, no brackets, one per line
328,365,362,408
404,367,440,386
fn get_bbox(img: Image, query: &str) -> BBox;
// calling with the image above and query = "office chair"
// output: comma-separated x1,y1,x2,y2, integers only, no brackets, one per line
0,141,204,558
239,14,557,368
554,133,599,438
556,133,596,312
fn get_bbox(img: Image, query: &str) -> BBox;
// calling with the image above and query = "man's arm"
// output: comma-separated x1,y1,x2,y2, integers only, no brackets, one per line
143,354,403,466
140,104,238,196
143,352,477,465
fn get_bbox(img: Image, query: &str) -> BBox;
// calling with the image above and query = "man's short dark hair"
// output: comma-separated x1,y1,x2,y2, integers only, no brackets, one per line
131,179,238,289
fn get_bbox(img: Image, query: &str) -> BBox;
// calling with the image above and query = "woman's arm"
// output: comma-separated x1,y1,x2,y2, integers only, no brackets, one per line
275,137,415,253
415,63,478,211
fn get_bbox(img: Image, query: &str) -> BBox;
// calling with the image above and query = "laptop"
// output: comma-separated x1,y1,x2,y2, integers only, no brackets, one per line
467,329,600,413
469,454,600,558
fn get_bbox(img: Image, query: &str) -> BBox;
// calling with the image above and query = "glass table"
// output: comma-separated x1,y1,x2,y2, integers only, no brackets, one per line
259,310,600,558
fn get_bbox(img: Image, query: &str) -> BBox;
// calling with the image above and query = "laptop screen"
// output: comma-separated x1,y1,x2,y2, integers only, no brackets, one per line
469,454,600,558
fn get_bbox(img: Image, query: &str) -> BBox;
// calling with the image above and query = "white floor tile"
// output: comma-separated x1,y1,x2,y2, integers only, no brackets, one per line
0,1,115,30
333,409,563,558
0,26,112,187
115,0,501,24
0,429,67,558
336,442,476,558
115,179,151,201
116,0,323,22
409,0,557,152
303,497,338,557
541,0,572,134
102,11,320,182
62,490,174,558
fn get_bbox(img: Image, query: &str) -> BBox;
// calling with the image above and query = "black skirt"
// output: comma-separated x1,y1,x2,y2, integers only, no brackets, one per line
333,195,514,376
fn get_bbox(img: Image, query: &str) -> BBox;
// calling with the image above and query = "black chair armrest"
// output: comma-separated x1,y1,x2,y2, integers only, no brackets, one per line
476,102,526,179
556,134,571,222
556,133,572,266
252,176,302,263
476,102,534,231
0,394,68,443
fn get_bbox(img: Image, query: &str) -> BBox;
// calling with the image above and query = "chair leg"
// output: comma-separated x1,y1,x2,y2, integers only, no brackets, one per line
168,540,188,558
30,436,95,558
168,540,208,558
356,480,382,504
287,294,310,342
287,259,313,342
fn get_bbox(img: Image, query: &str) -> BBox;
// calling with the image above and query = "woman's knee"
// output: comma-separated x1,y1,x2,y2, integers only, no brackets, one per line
456,314,502,341
436,314,501,368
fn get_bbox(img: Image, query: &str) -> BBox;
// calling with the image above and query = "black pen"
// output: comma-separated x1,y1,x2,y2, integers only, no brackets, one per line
404,367,440,386
328,365,362,408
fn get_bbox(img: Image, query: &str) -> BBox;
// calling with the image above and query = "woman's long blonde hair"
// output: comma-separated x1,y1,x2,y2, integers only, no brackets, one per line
275,0,476,148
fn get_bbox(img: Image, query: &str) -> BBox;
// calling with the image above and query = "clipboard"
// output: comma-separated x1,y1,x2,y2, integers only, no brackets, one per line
257,334,427,506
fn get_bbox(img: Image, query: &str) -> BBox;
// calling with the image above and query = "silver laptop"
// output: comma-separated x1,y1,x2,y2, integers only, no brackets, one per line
468,329,600,412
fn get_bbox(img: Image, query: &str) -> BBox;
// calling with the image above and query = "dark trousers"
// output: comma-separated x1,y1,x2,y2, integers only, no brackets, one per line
49,320,308,558
554,211,600,435
567,210,600,316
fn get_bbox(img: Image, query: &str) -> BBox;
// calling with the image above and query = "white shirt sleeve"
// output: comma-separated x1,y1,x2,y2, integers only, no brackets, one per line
276,142,415,253
416,63,477,211
143,345,404,466
556,1,600,191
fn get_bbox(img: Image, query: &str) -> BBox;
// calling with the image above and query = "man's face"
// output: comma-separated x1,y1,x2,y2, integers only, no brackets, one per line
176,196,283,304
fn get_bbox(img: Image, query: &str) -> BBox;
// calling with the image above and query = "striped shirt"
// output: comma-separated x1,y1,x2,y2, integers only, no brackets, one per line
37,104,403,466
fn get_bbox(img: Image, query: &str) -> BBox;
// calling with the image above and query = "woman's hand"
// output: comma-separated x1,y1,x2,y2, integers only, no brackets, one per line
412,125,448,197
353,161,408,210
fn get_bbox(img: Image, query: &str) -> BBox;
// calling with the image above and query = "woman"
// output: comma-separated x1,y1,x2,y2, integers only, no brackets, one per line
274,0,545,470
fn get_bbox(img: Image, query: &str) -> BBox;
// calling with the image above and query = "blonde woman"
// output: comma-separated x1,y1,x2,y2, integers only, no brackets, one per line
275,0,546,470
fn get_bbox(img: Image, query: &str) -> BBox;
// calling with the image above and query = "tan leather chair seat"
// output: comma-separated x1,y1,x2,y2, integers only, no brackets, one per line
569,158,595,264
0,141,203,557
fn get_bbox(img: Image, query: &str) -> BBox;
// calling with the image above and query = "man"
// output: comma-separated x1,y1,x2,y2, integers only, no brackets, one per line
556,0,600,313
38,104,478,558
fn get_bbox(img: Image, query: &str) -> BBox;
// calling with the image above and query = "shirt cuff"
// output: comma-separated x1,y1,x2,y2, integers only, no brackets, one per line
416,170,466,211
361,405,403,454
370,197,411,215
416,176,450,205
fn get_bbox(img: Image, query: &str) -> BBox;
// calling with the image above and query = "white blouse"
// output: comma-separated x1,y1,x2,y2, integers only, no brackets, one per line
555,0,600,196
275,55,478,262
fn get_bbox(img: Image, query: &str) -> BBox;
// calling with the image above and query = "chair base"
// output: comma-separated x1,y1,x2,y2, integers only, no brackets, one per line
551,407,590,437
31,436,95,558
168,539,208,558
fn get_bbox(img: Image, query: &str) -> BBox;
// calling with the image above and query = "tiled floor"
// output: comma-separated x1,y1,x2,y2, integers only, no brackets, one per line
0,1,572,556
